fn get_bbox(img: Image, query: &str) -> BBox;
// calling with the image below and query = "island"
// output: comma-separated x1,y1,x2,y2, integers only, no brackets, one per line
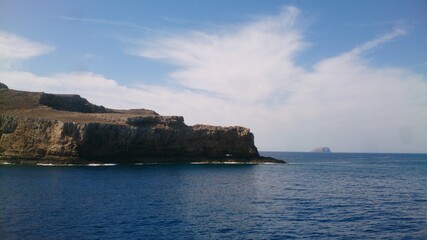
0,83,284,165
311,147,332,153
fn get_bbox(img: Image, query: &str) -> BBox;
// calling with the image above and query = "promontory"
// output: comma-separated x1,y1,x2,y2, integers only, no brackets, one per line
0,83,284,165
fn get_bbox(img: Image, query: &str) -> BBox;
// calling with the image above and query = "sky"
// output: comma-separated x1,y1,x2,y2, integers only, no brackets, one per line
0,0,426,153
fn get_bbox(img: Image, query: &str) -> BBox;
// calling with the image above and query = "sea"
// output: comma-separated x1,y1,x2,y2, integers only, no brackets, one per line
0,152,426,239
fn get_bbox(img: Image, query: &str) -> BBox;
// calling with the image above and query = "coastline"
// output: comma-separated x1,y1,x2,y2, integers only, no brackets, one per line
0,156,285,166
0,85,285,165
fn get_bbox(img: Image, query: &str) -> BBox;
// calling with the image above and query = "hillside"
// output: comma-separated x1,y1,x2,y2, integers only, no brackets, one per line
0,83,283,164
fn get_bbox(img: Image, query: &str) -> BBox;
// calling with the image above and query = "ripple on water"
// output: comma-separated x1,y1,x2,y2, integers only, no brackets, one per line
0,152,426,239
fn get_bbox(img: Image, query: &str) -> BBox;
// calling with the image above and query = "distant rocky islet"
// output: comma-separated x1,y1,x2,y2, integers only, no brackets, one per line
311,147,332,153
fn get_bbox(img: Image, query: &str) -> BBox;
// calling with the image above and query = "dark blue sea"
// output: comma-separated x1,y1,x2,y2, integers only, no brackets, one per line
1,152,426,239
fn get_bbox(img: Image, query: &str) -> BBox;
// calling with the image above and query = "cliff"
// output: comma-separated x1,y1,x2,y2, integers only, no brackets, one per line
0,84,284,164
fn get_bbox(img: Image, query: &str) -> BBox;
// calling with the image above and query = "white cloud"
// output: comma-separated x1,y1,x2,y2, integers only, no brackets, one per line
0,30,55,60
2,7,427,153
127,6,427,152
129,6,305,104
84,53,96,59
347,25,406,56
1,70,220,113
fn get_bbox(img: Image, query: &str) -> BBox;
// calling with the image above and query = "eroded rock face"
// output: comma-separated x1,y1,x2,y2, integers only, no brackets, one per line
0,115,260,164
0,116,82,162
0,87,284,164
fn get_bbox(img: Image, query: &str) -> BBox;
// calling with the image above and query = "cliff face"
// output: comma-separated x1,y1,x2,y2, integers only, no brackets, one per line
0,116,81,162
0,115,259,164
0,84,282,164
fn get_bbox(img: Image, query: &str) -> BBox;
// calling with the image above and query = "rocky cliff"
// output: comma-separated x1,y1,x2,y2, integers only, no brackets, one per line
0,84,283,164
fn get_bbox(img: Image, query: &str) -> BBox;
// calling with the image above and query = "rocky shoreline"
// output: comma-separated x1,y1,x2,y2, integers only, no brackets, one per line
0,156,284,166
0,83,285,164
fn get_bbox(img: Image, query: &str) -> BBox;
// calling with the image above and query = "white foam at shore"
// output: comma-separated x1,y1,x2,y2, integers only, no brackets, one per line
36,163,78,166
37,163,55,166
33,163,117,167
87,163,117,167
2,161,280,166
190,161,276,165
133,163,161,165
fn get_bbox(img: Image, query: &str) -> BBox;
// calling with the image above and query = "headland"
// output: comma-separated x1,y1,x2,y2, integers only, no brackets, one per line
0,83,284,165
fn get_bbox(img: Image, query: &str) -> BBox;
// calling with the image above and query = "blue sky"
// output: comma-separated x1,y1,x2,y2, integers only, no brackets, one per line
1,0,426,152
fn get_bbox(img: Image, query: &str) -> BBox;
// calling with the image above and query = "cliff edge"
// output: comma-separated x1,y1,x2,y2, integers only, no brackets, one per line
0,83,284,164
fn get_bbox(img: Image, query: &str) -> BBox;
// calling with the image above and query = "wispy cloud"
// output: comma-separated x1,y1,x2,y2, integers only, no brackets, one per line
0,30,55,60
345,19,405,28
161,16,222,29
129,6,305,103
347,24,406,56
126,6,427,152
58,16,156,33
3,7,427,153
84,53,97,59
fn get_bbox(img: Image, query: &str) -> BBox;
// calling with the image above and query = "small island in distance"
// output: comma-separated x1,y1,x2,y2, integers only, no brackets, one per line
0,83,284,165
311,147,332,153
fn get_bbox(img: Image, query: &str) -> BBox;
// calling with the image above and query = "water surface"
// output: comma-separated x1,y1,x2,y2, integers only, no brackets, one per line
1,152,426,239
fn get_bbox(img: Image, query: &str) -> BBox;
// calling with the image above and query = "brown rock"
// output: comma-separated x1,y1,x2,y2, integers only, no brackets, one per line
0,87,284,164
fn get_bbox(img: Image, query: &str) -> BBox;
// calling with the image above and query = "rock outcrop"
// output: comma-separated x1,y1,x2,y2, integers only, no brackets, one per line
38,93,111,113
0,83,284,164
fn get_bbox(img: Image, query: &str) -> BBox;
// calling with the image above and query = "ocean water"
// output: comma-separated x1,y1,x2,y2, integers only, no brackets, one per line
1,152,426,239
